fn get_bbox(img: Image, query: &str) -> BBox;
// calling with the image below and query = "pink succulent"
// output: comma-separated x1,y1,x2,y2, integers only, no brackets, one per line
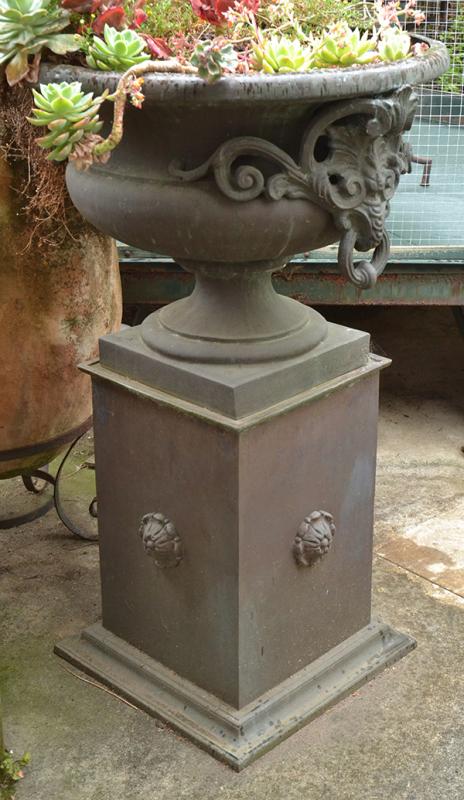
375,1,426,32
129,76,145,107
413,41,429,56
376,1,401,29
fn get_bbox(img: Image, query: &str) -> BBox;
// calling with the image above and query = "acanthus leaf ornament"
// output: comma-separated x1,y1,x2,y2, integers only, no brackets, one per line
169,86,418,289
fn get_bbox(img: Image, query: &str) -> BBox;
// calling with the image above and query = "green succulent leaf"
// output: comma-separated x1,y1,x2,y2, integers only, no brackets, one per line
86,24,148,72
46,33,81,54
28,81,106,162
254,36,313,74
378,28,412,62
0,0,82,85
4,47,27,83
313,24,377,68
47,141,74,161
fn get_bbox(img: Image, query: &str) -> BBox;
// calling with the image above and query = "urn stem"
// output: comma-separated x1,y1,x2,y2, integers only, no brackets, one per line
140,259,328,365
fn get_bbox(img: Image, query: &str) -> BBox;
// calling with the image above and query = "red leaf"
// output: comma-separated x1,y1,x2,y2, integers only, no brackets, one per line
60,0,93,10
189,0,222,24
132,7,147,27
92,5,126,33
142,34,173,59
189,0,259,25
214,0,235,17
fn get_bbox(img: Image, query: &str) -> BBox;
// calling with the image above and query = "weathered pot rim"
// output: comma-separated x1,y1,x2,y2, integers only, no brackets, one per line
40,35,448,105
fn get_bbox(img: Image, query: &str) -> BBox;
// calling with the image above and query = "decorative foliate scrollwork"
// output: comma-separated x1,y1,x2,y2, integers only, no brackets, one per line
169,86,417,289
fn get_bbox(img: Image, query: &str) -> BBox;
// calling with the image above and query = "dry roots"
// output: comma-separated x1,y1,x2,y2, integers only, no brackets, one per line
0,83,80,250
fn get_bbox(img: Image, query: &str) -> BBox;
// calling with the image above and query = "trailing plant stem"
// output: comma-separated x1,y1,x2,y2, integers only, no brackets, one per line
91,59,196,160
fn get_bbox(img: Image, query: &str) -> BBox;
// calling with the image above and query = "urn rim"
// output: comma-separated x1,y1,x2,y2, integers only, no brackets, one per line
40,35,448,105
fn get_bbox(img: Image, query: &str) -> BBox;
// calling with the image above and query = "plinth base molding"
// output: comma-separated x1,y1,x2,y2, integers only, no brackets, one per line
56,620,415,770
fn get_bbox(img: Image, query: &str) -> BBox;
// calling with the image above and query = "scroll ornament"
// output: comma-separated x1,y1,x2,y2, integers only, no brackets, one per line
170,86,418,290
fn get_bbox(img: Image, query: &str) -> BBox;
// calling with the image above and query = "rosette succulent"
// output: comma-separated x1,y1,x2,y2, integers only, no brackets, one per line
254,35,313,74
378,27,412,62
190,40,238,82
0,0,81,85
86,24,148,71
28,81,105,161
313,23,377,68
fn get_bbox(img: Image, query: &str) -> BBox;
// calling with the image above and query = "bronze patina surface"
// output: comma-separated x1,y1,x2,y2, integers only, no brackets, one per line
51,41,447,766
56,354,416,768
40,38,448,369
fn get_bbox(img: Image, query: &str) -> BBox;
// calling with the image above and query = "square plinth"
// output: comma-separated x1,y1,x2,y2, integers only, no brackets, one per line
75,353,391,711
59,336,415,767
98,321,370,418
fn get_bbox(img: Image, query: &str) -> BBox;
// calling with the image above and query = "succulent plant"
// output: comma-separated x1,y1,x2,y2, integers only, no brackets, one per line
190,40,238,82
254,35,313,74
0,0,81,85
189,0,259,27
86,24,148,71
28,81,105,161
378,27,411,62
313,23,377,68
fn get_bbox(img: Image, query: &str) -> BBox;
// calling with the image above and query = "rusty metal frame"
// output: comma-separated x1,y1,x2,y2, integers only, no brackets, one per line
0,434,98,539
119,254,464,310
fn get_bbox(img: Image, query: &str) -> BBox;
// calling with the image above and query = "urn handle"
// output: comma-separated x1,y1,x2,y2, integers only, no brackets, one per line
170,86,418,290
338,229,391,291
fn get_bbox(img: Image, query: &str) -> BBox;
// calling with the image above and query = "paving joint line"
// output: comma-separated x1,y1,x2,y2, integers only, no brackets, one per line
374,552,464,602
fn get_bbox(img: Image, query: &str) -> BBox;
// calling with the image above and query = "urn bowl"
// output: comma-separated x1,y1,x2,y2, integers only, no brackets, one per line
42,40,448,366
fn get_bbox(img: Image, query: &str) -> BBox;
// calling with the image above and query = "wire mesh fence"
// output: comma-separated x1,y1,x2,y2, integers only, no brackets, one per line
388,0,464,251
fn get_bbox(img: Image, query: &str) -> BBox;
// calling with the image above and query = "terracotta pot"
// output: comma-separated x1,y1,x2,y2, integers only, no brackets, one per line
0,154,121,478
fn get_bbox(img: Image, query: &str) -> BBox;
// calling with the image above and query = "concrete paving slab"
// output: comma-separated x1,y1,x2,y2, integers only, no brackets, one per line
1,307,463,799
1,528,463,800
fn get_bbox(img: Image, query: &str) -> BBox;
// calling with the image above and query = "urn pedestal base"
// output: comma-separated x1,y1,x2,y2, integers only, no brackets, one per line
56,620,414,771
98,320,370,418
56,322,414,767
